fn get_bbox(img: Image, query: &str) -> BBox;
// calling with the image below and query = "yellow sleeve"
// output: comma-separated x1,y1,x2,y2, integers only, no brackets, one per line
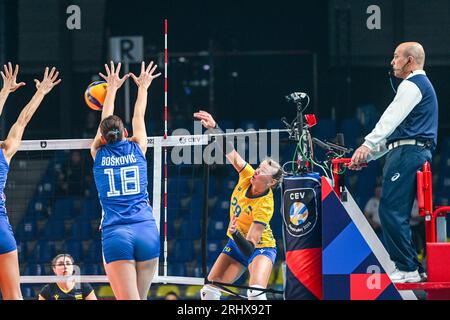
238,163,254,182
252,199,274,226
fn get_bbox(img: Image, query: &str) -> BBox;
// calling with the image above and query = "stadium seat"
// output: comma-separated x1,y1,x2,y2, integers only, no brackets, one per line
85,240,103,263
173,240,194,263
217,120,234,130
21,285,36,300
26,198,49,220
63,240,83,261
70,220,92,240
206,240,223,263
189,197,203,220
339,118,362,149
156,285,180,299
84,263,103,275
42,219,65,241
15,218,38,241
177,178,191,195
239,120,259,131
192,179,204,195
312,118,336,141
97,285,114,298
211,200,230,222
79,199,101,219
178,218,202,240
24,263,45,276
37,176,55,198
16,241,28,262
30,241,55,264
185,285,202,299
52,198,75,220
266,119,282,130
168,263,187,276
167,195,180,210
207,219,227,240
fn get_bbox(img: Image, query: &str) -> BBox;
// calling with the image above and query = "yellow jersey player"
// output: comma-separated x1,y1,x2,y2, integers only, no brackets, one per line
194,110,282,300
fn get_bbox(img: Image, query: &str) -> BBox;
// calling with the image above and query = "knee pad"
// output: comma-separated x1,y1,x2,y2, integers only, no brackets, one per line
200,285,221,300
247,285,267,300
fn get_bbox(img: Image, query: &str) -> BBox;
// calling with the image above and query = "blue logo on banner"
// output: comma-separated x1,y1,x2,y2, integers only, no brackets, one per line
290,202,309,226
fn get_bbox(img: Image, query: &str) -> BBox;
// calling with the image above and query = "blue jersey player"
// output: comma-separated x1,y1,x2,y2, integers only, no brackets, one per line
91,61,161,300
0,64,61,299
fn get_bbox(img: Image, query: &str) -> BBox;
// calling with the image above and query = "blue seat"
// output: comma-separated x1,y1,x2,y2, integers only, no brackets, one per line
178,179,191,195
357,103,379,131
165,212,177,237
207,219,227,240
266,119,282,130
37,175,55,198
15,218,38,241
70,220,92,240
217,120,234,130
21,285,36,299
80,199,101,219
42,219,65,241
173,240,194,263
167,195,180,210
30,241,55,264
312,118,336,141
26,198,49,220
209,207,228,224
83,263,103,275
239,120,259,131
85,240,102,263
168,263,187,276
63,240,83,261
192,179,204,195
52,198,75,220
24,263,45,276
16,241,28,262
189,197,203,220
206,240,223,263
339,118,362,149
178,219,202,240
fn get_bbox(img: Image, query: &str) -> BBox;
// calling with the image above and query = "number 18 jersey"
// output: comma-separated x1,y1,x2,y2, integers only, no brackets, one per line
93,140,154,228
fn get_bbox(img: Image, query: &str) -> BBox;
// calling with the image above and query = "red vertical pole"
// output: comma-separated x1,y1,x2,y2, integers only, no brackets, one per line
422,161,436,243
332,162,341,198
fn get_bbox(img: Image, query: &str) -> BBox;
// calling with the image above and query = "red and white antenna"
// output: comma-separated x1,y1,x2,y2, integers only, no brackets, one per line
163,18,168,277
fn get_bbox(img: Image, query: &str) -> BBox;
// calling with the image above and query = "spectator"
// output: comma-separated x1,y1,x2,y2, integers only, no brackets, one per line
38,254,97,300
164,291,179,300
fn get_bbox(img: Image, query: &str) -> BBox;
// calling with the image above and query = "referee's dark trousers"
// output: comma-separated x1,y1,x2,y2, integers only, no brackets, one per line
378,144,432,272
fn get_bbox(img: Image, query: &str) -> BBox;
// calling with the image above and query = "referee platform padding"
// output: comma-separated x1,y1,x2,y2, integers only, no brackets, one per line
321,177,416,300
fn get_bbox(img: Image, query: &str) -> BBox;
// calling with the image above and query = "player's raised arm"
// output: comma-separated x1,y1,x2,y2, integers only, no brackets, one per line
1,67,61,163
129,61,161,154
193,110,246,172
91,61,129,158
0,62,26,116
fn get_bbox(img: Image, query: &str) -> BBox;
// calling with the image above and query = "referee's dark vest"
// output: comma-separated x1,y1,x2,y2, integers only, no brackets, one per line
386,73,438,149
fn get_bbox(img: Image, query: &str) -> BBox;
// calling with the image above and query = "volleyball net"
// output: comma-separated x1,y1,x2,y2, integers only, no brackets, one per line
7,127,291,300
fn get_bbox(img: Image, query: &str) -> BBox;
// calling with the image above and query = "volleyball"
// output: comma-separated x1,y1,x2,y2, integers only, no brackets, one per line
84,81,107,111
